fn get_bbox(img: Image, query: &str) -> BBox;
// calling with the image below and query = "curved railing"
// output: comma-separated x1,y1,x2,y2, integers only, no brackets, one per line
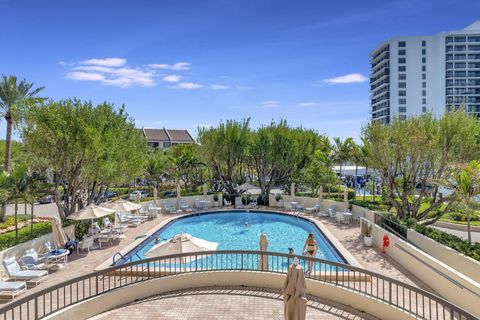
0,250,477,320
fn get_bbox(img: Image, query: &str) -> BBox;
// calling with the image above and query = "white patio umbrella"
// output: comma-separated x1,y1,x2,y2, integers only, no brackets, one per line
67,204,115,221
176,183,181,200
104,199,142,212
145,233,218,263
290,183,295,202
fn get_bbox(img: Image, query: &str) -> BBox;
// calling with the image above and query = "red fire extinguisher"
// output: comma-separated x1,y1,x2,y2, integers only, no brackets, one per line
382,235,390,254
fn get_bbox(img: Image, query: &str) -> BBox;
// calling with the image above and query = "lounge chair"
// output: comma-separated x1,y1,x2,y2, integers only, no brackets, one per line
22,248,46,264
329,206,337,220
163,201,177,214
335,211,344,224
20,254,47,270
178,200,193,212
44,241,69,256
306,203,320,214
283,201,292,211
77,236,94,254
116,213,141,226
248,198,257,209
234,197,244,208
223,198,232,206
3,257,48,285
318,203,330,217
0,281,27,301
98,231,113,247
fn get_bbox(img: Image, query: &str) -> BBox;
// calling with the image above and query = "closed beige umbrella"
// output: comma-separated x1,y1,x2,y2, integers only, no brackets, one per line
259,233,268,271
282,258,308,320
203,183,208,197
343,191,349,211
153,187,158,206
177,183,181,200
290,183,295,202
51,217,67,248
318,186,323,202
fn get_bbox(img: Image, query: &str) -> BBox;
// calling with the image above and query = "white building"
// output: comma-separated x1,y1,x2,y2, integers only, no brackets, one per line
370,21,480,124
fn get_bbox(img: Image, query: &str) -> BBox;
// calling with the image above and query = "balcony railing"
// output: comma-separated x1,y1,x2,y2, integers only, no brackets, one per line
0,250,476,320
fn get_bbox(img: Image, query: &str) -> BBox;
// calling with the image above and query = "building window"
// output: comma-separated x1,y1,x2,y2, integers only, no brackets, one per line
422,74,426,80
399,107,407,113
454,36,466,43
399,99,407,105
422,40,426,46
446,54,453,61
468,36,480,42
446,37,453,43
398,41,406,47
455,62,466,68
422,90,426,96
422,98,427,104
422,106,427,112
422,57,426,63
422,82,426,88
422,65,426,72
399,90,406,96
398,58,406,63
399,115,407,120
399,66,406,72
398,74,406,80
455,54,466,60
163,141,171,148
398,82,406,88
422,49,426,55
398,49,406,55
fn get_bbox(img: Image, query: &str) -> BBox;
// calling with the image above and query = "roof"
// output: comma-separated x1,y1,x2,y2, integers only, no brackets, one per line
167,129,194,142
143,128,193,142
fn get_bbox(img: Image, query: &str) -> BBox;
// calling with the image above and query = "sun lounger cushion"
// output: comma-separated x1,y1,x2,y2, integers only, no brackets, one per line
0,281,26,291
12,270,48,279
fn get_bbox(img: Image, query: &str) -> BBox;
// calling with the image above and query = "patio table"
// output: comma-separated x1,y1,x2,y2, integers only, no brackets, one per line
342,212,353,224
45,250,69,269
290,201,298,210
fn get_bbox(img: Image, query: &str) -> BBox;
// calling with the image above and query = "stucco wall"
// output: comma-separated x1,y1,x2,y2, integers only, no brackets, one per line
146,194,223,209
45,271,414,320
407,229,480,283
371,225,480,317
268,195,346,211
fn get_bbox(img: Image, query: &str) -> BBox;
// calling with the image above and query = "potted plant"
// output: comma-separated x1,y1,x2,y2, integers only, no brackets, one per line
213,194,219,207
364,223,373,247
275,194,283,207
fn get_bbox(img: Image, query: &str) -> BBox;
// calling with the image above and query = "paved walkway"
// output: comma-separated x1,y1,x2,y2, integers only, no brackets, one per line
88,287,379,320
431,225,480,243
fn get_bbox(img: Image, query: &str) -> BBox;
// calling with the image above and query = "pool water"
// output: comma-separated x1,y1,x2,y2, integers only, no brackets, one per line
119,211,346,267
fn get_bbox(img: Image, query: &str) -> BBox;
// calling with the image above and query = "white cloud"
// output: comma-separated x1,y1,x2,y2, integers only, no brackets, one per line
323,73,368,85
65,58,156,87
66,72,105,81
148,62,191,70
82,58,126,67
210,84,229,90
261,101,279,108
162,75,182,83
169,82,203,89
298,102,317,107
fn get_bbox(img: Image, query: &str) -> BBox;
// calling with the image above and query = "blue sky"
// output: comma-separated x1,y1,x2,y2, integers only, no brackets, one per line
1,0,479,141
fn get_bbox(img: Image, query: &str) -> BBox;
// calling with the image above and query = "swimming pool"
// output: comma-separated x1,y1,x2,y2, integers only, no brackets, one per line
114,211,347,268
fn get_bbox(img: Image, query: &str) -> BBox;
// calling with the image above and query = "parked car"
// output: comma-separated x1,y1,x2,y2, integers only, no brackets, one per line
39,195,54,204
162,190,176,198
129,191,149,201
98,191,119,202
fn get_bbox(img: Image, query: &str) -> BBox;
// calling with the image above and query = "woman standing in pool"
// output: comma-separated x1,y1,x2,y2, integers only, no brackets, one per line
302,233,318,273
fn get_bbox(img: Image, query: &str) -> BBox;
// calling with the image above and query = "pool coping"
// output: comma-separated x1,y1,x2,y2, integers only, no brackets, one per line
95,208,362,271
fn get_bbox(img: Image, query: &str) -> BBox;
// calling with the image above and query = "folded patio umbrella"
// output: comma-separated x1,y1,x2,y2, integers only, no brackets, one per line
259,233,269,271
282,260,308,320
145,233,218,263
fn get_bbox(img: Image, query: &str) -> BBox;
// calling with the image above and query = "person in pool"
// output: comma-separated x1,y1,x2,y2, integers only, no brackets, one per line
302,233,318,273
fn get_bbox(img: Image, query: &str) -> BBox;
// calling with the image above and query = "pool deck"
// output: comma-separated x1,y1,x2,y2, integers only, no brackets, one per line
0,207,433,310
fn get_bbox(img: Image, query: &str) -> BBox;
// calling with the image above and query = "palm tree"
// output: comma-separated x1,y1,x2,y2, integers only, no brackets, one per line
0,164,28,238
455,160,480,245
332,137,354,177
0,75,44,174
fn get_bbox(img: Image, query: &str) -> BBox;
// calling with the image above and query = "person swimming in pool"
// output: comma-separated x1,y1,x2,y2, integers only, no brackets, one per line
302,233,318,273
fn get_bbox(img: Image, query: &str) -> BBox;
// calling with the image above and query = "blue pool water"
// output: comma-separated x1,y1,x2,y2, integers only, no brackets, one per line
117,211,346,267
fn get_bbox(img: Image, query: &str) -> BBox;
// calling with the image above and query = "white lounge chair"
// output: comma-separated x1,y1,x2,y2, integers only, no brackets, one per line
305,203,320,214
77,236,94,254
98,231,113,247
234,197,244,208
3,258,48,285
335,211,344,224
223,198,232,206
163,201,177,214
0,281,27,301
178,200,193,212
20,254,47,270
329,206,337,220
117,213,141,226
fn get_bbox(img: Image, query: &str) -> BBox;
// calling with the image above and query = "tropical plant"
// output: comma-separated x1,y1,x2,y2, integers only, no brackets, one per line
332,137,354,176
362,111,480,223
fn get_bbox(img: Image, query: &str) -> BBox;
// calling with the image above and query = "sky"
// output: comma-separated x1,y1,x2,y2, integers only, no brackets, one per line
1,0,480,141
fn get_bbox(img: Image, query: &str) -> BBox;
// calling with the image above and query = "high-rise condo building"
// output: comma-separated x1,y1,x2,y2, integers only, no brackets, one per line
370,21,480,123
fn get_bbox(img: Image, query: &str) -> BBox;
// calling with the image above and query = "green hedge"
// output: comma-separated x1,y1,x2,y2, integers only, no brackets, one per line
0,215,30,230
415,224,480,261
350,199,392,212
0,222,52,251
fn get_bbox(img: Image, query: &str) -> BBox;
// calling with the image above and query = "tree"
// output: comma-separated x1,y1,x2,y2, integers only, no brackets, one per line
0,76,44,174
300,150,338,196
452,160,480,244
168,144,205,192
362,111,480,223
144,150,174,189
332,137,354,177
198,119,252,196
22,99,147,218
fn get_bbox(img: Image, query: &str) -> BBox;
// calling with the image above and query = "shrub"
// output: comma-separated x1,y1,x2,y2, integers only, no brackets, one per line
350,199,391,212
0,215,30,230
213,194,219,202
275,194,282,202
0,222,52,251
